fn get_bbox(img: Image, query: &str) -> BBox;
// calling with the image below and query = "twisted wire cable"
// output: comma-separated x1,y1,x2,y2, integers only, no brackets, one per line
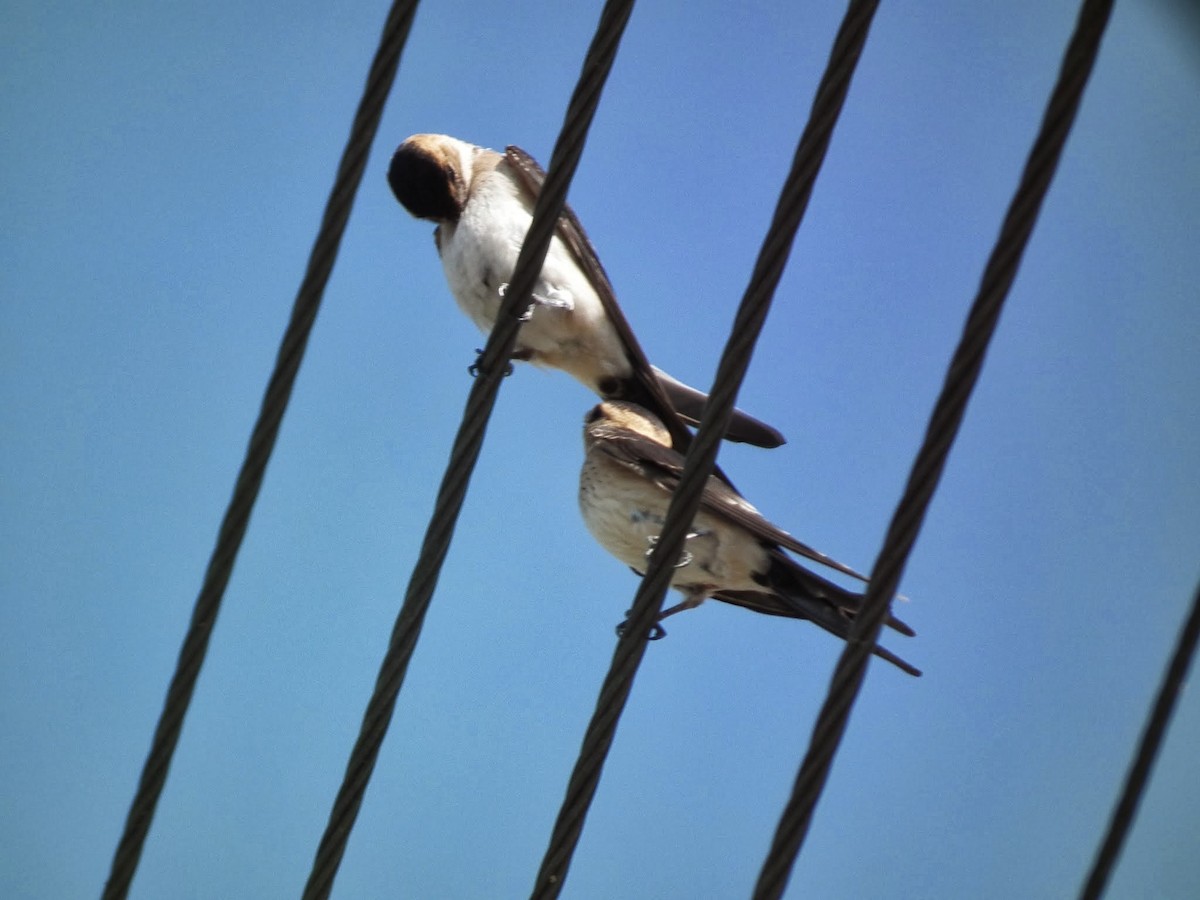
100,4,421,897
300,2,637,897
1079,579,1200,900
752,1,1115,897
529,2,882,896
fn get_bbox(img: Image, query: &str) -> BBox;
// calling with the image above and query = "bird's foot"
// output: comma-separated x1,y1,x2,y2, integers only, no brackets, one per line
616,610,667,641
468,348,514,378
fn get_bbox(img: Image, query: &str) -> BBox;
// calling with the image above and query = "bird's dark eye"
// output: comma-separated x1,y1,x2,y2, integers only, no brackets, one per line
585,405,605,424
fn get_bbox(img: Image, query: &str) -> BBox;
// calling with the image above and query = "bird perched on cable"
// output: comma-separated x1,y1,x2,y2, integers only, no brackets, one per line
387,133,785,449
578,401,920,676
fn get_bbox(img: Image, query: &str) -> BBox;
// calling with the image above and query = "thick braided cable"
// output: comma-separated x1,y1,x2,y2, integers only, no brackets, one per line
300,2,637,898
752,2,1115,897
1079,579,1200,900
100,4,421,898
529,3,882,897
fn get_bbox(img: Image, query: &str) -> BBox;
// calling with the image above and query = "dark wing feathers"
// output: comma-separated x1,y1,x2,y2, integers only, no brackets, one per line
503,146,695,449
760,549,917,638
594,428,871,583
714,588,921,676
594,427,915,648
504,146,786,451
507,146,915,667
650,366,785,448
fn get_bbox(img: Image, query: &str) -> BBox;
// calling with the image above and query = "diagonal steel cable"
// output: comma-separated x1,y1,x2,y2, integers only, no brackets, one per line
1079,578,1200,900
299,2,637,897
751,1,1115,897
529,2,883,896
100,3,422,898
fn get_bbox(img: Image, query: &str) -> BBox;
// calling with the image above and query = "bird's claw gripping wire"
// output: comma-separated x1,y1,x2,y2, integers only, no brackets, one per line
611,532,706,639
468,348,514,378
615,611,667,641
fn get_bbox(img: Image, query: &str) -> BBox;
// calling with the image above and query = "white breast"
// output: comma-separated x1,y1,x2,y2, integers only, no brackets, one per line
440,167,629,389
439,173,525,333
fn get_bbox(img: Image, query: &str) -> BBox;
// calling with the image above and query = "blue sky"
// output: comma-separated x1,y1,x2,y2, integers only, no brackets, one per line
3,2,1198,898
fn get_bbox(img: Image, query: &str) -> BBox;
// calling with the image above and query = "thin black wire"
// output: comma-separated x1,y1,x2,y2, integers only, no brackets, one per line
752,1,1115,897
1079,579,1200,899
100,4,421,898
528,2,882,897
299,2,637,898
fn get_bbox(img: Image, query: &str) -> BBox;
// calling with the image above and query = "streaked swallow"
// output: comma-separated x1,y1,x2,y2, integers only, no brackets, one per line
578,401,920,676
387,133,785,449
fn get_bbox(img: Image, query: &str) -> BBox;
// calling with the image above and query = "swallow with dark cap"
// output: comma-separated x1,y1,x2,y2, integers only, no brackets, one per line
578,401,920,676
387,133,785,449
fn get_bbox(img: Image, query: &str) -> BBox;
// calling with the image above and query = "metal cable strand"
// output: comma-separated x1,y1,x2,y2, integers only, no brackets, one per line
1079,579,1200,900
300,2,636,898
100,4,421,898
752,2,1114,897
529,3,882,897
